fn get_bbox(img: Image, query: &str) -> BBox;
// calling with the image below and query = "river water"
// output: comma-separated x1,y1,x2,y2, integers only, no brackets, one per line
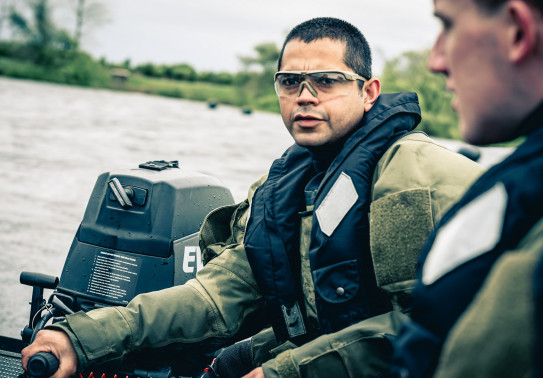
0,76,513,340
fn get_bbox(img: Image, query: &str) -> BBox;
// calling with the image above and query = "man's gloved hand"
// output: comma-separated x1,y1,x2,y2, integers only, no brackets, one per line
200,339,254,378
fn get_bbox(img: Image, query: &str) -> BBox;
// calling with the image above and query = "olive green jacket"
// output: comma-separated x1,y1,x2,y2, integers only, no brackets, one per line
50,133,484,373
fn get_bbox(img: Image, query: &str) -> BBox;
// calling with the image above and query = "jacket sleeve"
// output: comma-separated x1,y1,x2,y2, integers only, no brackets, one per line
261,312,410,378
259,134,485,378
371,133,484,221
49,177,267,370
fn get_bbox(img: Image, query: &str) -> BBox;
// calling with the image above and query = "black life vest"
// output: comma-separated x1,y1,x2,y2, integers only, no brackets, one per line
244,92,422,342
392,103,543,377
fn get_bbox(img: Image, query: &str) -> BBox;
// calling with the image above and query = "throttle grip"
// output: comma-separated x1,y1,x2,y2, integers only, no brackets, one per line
27,352,59,378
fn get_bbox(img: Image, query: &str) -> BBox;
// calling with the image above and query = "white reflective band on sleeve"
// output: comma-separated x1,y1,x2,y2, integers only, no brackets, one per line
422,182,508,285
316,172,359,237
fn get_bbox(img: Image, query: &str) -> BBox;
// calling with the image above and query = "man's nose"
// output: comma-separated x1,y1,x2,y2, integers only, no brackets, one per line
296,81,318,103
428,32,447,74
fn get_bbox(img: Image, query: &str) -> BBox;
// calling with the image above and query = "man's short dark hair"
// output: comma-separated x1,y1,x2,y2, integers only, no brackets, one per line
277,17,372,84
473,0,543,13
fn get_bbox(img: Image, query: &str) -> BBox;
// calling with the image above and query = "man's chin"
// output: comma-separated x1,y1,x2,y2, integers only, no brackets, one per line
293,131,350,151
294,136,326,148
460,121,503,146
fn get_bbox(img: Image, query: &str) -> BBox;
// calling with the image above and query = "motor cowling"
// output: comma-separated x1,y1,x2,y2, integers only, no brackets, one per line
56,161,235,311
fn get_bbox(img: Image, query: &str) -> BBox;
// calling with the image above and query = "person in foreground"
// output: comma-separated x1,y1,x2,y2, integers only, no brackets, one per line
21,17,483,378
387,0,543,377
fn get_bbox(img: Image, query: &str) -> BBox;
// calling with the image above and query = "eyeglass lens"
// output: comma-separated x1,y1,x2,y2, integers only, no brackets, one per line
275,72,356,98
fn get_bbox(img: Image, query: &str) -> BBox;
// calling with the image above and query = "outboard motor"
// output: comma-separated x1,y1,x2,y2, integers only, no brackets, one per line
12,160,236,377
54,160,234,312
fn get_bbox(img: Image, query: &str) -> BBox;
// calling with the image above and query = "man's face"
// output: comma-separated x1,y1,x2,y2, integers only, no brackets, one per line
277,38,369,148
430,0,516,145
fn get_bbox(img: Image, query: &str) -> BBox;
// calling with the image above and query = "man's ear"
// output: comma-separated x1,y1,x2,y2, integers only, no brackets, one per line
506,1,539,63
363,78,381,112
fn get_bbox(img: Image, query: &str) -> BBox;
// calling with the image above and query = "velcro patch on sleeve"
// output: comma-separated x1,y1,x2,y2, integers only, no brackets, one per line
370,188,434,287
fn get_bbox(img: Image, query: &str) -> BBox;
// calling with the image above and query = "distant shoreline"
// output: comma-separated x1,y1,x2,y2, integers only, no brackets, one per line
0,56,278,114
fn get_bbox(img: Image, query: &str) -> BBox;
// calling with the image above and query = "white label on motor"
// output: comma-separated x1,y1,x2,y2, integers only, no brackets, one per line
183,246,204,273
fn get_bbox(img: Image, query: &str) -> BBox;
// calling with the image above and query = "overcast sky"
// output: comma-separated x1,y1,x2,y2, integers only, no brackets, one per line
77,0,439,75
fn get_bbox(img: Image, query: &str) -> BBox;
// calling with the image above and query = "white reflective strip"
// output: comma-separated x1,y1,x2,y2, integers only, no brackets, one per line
316,172,359,237
422,182,508,285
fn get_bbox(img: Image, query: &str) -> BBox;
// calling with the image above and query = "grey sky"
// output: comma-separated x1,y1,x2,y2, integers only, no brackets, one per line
79,0,440,75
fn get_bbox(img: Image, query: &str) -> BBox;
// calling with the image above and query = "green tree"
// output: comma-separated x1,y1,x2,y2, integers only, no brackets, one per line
134,62,163,77
198,71,234,85
237,42,280,112
238,42,280,73
380,49,460,139
167,63,197,81
73,0,108,47
9,0,76,64
0,0,12,40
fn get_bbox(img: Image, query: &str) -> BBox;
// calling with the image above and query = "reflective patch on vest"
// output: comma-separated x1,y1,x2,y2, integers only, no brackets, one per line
422,182,508,285
316,172,359,237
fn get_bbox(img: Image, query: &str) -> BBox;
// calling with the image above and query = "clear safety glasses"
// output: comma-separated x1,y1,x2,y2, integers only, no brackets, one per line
274,69,367,99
